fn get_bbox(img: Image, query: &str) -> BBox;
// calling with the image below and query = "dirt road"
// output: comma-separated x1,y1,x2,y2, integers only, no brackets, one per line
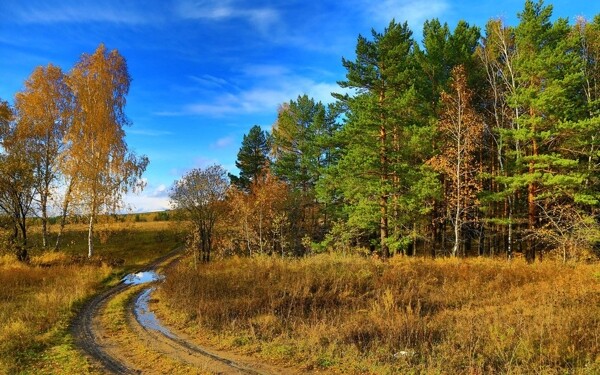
71,248,278,374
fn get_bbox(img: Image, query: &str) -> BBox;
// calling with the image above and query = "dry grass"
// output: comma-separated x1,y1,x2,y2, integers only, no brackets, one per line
0,220,182,374
0,254,111,373
29,220,185,267
158,255,600,374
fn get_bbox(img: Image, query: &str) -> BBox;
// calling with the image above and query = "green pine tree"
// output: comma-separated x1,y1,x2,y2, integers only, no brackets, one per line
229,125,270,190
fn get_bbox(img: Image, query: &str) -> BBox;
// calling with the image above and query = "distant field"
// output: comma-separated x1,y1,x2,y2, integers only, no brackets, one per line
0,217,182,374
158,254,600,374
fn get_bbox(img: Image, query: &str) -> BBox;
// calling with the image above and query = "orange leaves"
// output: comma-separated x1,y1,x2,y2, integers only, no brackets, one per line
428,65,484,255
66,44,145,214
227,168,290,256
430,65,483,187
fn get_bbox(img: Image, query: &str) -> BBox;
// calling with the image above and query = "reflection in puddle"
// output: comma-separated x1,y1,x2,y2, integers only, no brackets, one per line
122,271,164,285
134,288,176,339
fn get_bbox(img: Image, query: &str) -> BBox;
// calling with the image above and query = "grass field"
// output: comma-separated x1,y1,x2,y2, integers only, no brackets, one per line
0,215,182,374
158,254,600,374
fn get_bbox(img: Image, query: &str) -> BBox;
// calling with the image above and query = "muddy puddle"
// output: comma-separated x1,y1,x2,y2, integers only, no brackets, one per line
123,270,175,338
134,287,176,339
122,271,164,285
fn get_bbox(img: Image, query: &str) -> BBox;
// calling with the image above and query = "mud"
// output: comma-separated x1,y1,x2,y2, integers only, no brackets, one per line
71,248,280,374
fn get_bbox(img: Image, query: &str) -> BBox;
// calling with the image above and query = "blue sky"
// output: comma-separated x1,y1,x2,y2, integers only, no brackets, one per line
1,0,598,212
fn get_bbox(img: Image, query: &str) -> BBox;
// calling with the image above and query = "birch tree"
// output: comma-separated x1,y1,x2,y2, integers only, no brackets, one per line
429,65,483,257
14,64,72,248
67,44,148,258
0,100,37,261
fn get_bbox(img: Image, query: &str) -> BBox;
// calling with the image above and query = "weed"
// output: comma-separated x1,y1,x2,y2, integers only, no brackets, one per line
159,254,600,373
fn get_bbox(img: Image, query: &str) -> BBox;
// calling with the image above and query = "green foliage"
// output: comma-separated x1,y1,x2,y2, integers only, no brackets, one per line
229,125,270,190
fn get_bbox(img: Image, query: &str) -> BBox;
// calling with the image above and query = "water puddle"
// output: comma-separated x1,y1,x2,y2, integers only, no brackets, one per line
122,271,164,285
134,287,176,339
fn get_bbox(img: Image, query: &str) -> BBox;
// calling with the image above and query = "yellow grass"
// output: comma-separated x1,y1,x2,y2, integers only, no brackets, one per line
0,220,182,374
158,254,600,374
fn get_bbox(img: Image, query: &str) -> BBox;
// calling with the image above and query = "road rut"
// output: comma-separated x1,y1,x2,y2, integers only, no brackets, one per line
71,248,276,374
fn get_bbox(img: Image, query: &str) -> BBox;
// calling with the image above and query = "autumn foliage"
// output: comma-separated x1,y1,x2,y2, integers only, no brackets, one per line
1,44,147,259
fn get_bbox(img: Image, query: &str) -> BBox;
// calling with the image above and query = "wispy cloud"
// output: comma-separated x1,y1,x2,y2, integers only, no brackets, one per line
175,0,279,32
166,64,343,117
4,0,160,25
211,136,235,149
193,156,221,169
184,81,342,116
128,128,173,137
189,74,232,89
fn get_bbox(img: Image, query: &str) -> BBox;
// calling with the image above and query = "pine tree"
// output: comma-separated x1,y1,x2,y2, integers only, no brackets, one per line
229,125,270,190
332,20,439,257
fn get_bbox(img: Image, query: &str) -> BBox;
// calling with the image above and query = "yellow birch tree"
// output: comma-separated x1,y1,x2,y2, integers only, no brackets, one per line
66,44,148,257
14,64,72,248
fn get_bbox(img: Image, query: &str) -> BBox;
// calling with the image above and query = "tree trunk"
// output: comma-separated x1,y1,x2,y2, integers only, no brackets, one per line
16,245,29,262
453,105,463,258
526,132,538,263
18,212,28,247
507,197,513,260
41,193,48,248
379,89,389,258
54,179,73,251
88,214,94,258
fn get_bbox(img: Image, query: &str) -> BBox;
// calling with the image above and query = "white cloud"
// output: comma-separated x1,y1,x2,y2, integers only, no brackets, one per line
150,184,169,198
212,136,234,149
177,65,344,117
175,0,279,32
122,179,171,212
124,193,170,213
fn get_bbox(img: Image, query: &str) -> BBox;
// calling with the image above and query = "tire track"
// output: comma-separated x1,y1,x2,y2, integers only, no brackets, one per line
71,248,273,374
71,247,183,374
129,286,264,374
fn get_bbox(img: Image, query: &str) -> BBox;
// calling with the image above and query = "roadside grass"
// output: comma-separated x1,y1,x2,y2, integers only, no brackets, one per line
0,218,182,374
158,254,600,374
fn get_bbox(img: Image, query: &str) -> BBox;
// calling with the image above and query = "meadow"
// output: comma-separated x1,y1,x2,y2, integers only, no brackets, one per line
158,254,600,374
3,211,600,374
0,213,182,374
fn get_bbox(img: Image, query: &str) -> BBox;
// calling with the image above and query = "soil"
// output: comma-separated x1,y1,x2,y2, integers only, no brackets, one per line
71,248,293,374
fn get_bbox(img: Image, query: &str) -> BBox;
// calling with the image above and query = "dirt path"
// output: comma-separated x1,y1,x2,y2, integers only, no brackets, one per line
71,248,278,374
71,280,133,374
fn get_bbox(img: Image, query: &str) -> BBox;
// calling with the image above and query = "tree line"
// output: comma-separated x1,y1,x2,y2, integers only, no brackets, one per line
171,0,600,263
0,44,147,261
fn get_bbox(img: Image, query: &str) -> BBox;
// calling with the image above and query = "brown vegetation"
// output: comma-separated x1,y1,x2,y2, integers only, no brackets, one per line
0,218,181,373
159,254,600,373
0,253,110,373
